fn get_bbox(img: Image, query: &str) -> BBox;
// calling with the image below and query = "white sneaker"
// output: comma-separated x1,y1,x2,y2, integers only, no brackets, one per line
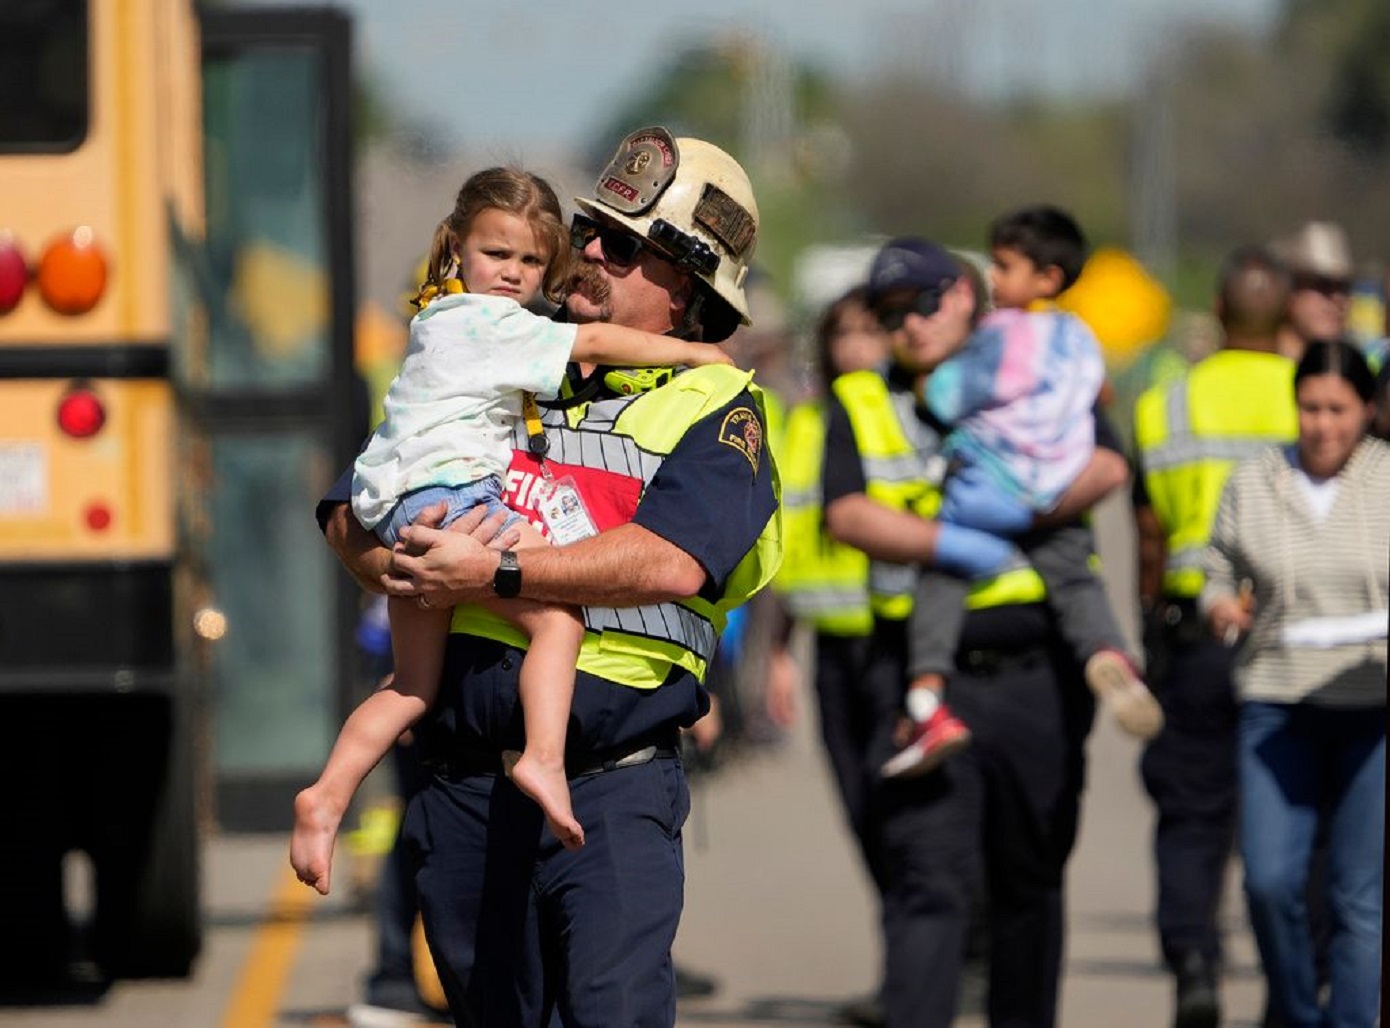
1085,649,1164,740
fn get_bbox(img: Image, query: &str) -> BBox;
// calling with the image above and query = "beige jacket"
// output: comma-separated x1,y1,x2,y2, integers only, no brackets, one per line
1201,438,1389,707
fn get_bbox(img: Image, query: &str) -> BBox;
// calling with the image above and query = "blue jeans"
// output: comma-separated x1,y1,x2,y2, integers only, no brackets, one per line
376,478,523,547
1239,700,1384,1028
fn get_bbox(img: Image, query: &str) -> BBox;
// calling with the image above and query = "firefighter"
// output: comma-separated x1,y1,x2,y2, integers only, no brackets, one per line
319,127,780,1026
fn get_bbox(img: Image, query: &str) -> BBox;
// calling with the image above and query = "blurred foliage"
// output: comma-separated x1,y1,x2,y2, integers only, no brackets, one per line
353,75,393,146
575,3,1388,321
842,82,1130,250
1285,0,1390,156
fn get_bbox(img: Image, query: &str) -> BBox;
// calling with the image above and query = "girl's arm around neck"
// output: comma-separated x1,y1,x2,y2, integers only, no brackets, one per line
570,323,731,369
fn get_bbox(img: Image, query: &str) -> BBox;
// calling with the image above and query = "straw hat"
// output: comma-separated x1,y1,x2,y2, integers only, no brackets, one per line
1271,221,1354,281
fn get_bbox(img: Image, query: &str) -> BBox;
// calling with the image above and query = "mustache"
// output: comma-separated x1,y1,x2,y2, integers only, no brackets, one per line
568,261,610,304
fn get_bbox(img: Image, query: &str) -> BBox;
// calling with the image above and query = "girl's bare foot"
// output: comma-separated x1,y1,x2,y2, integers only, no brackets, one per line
507,752,584,850
290,786,342,895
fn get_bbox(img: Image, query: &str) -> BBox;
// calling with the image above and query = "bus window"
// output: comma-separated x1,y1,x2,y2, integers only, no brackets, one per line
201,45,330,390
0,0,89,153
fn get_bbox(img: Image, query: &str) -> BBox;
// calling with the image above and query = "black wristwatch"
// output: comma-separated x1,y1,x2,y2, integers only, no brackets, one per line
492,550,521,598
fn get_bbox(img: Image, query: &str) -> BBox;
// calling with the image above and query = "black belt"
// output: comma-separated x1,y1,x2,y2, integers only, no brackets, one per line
424,743,679,781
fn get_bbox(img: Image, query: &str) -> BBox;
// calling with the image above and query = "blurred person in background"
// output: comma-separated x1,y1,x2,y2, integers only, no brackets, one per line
1202,340,1387,1028
767,285,888,1025
886,208,1160,781
823,237,1129,1028
1271,221,1354,362
1131,246,1298,1028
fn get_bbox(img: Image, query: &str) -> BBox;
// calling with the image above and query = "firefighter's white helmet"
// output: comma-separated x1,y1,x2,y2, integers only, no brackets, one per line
575,127,759,329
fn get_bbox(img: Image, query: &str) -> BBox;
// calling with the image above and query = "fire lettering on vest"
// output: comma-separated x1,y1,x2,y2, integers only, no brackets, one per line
504,449,644,540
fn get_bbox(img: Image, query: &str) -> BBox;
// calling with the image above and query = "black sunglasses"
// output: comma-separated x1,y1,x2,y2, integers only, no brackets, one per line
875,289,944,331
570,214,648,268
1293,272,1351,297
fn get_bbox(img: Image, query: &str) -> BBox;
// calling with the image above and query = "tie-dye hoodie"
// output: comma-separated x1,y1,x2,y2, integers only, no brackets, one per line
923,307,1104,511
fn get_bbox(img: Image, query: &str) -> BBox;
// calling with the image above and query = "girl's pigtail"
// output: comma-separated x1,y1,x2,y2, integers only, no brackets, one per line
413,219,465,310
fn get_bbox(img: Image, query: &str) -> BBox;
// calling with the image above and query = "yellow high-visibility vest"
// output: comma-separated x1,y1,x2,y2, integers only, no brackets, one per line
771,399,873,637
832,370,1046,619
453,364,783,689
1133,349,1296,598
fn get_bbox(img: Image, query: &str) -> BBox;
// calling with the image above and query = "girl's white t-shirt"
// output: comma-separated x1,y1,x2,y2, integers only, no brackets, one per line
351,293,576,529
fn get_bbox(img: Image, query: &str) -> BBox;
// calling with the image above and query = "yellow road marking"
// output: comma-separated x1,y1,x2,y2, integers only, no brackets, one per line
220,863,316,1028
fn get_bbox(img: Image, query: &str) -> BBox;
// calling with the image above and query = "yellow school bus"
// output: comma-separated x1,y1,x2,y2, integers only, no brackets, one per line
0,0,358,981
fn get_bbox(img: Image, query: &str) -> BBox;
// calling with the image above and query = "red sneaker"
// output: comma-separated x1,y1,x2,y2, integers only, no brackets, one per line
1085,648,1164,740
881,706,971,779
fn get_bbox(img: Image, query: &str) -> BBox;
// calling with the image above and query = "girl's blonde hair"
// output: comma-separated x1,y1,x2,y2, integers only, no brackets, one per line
418,167,570,307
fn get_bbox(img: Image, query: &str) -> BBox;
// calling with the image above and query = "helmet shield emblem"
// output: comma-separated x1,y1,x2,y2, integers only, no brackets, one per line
593,126,679,216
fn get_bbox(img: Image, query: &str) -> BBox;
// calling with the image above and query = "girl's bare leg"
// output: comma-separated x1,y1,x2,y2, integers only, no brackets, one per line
489,519,586,848
505,603,586,850
290,599,449,892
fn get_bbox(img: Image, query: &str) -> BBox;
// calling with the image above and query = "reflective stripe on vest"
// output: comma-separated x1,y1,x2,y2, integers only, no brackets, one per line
1134,349,1296,598
832,370,1046,619
770,400,873,637
452,364,783,689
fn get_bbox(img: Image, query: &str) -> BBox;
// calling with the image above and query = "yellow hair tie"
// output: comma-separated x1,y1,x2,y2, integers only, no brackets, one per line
410,277,468,310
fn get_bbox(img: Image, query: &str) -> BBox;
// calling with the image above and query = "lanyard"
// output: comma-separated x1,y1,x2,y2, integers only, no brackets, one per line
521,393,552,477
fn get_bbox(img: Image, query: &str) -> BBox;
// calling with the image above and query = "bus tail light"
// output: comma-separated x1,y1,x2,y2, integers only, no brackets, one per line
37,227,108,315
0,232,27,314
57,386,106,438
85,503,113,532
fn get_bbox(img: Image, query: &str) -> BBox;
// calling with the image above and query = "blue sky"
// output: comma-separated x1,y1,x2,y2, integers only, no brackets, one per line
302,0,1277,154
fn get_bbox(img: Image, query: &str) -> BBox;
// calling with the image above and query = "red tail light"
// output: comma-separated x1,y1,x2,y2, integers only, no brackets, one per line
0,232,27,314
57,386,106,438
37,227,108,316
85,503,113,532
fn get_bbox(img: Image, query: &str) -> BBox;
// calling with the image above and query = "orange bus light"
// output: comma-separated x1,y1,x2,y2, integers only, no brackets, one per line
37,227,108,316
0,232,28,314
56,387,106,438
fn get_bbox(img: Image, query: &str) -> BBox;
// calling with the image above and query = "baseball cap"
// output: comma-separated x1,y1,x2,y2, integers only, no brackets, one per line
866,237,961,304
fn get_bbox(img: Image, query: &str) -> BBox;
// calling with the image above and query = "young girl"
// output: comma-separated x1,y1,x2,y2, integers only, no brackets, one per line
291,167,731,892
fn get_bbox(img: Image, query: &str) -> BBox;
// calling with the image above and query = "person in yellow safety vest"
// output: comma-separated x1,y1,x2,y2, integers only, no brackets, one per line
1132,245,1298,1028
822,236,1130,1028
772,289,885,833
766,285,890,1026
317,127,780,1027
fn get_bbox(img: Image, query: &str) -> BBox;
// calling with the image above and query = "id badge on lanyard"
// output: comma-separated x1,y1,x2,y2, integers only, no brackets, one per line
523,393,599,545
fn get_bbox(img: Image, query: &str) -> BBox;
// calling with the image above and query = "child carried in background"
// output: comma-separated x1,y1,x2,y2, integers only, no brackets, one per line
880,207,1162,779
290,167,731,890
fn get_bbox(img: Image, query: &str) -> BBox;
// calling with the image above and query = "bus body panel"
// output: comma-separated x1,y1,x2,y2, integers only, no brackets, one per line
0,378,173,560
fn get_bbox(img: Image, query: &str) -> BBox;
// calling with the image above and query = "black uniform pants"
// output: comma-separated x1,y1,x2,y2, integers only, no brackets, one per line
811,631,883,892
866,619,1094,1028
1139,622,1239,970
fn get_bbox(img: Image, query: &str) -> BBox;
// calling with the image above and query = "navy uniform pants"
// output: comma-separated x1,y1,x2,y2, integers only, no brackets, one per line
403,753,690,1028
867,620,1094,1028
1140,618,1238,970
